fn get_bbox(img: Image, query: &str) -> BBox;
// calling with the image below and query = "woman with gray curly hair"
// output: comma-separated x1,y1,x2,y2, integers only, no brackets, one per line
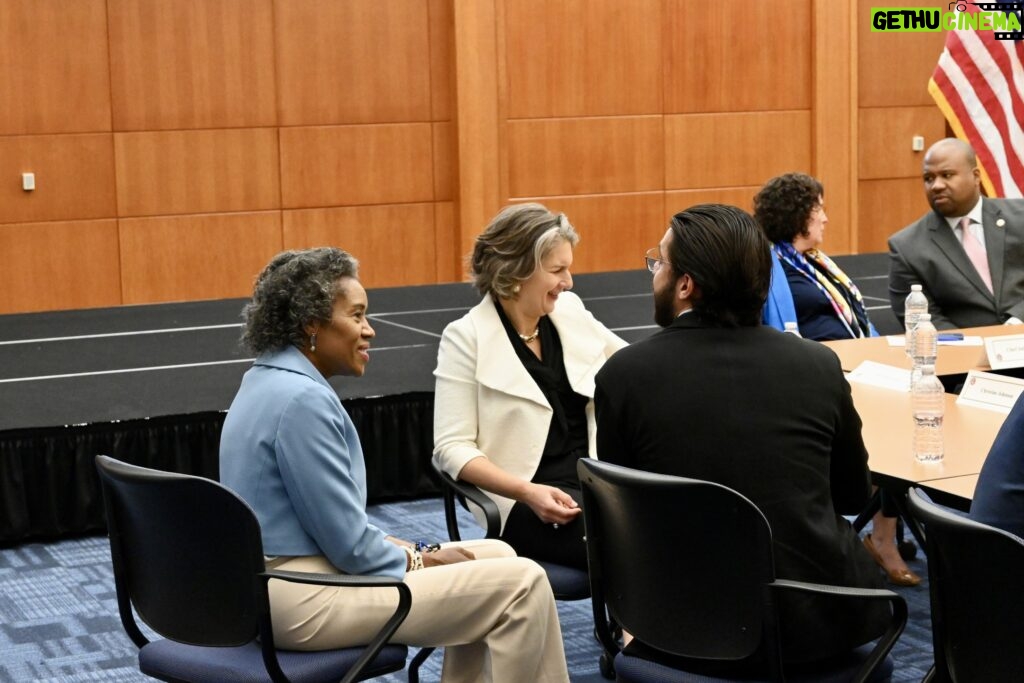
221,247,570,682
433,204,627,569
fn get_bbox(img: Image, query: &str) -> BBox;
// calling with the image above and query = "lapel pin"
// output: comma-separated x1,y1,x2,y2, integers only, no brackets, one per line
996,218,1006,228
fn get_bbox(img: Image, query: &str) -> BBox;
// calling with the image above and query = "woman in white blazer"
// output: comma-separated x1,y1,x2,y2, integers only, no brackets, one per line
433,204,627,569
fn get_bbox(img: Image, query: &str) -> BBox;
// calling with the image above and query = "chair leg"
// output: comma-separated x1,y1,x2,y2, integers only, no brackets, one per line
407,646,436,682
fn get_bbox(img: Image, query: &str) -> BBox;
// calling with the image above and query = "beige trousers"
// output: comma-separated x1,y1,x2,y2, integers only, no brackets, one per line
267,539,569,683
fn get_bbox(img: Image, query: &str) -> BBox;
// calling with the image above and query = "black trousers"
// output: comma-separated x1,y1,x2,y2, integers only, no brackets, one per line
499,485,588,570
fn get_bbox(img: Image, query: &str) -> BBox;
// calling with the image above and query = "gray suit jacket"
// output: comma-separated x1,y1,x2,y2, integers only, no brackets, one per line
888,198,1024,329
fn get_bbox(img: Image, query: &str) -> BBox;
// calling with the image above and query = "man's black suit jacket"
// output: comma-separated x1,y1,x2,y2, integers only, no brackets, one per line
595,314,887,665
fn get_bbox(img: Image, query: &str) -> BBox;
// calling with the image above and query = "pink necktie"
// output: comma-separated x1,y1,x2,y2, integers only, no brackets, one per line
960,217,993,294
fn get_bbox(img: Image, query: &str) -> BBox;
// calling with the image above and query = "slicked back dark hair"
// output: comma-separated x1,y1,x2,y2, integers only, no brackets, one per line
752,172,823,243
666,204,770,327
241,247,359,354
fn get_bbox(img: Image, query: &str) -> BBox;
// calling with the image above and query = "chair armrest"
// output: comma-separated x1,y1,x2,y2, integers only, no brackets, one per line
431,462,502,540
770,579,907,683
263,569,410,591
258,570,412,683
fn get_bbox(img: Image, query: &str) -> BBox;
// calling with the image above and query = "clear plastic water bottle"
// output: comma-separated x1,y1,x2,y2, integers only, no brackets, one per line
904,284,928,356
910,313,937,390
783,321,802,337
912,313,937,367
912,364,944,462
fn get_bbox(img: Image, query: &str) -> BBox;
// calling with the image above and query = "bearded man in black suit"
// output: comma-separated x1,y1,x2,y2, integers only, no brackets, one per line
594,204,888,671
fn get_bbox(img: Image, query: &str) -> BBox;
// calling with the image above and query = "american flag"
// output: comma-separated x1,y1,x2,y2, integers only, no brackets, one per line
928,1,1024,198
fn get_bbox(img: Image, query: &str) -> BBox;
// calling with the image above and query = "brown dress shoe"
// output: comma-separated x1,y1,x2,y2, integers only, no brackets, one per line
863,534,922,586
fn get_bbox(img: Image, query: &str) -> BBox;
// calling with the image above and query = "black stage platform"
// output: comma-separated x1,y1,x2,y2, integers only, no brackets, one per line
0,255,895,544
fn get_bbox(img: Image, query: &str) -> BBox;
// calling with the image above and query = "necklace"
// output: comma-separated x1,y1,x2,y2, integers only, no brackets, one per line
518,328,540,344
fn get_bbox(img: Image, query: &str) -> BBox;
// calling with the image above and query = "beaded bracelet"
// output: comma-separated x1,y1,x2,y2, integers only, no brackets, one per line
403,545,424,571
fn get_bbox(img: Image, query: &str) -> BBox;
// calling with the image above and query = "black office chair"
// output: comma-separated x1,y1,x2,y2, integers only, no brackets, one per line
95,454,411,683
578,459,907,682
907,487,1024,683
406,459,591,678
430,458,590,598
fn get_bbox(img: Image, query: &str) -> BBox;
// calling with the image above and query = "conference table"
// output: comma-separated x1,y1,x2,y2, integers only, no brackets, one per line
918,474,979,511
827,328,1016,519
825,324,1006,375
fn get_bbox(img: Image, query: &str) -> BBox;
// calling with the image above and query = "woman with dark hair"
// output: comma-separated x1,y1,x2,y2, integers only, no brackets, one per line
433,204,627,570
755,175,920,588
755,173,877,341
220,247,569,682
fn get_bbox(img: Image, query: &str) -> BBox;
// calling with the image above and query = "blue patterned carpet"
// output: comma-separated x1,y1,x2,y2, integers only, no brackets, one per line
0,498,933,682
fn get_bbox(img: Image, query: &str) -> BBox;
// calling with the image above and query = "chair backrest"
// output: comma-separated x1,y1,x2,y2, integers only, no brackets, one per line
96,454,268,648
578,459,776,662
908,488,1024,682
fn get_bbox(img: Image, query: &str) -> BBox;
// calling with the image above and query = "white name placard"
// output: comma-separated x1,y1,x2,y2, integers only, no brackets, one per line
985,334,1024,370
956,370,1024,413
846,361,911,392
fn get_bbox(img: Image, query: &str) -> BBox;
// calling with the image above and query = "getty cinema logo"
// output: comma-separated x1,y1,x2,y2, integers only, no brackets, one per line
871,2,1023,39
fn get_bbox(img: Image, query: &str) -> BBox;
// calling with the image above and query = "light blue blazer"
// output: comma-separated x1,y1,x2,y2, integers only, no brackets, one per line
220,346,406,578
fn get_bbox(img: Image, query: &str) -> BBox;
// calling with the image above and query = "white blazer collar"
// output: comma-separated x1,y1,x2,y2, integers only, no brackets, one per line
469,294,606,406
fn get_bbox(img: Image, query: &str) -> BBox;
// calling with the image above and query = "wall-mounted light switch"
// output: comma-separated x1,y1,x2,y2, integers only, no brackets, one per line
22,173,35,191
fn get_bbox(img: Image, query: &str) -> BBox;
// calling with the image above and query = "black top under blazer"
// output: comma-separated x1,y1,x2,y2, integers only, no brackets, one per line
594,313,888,665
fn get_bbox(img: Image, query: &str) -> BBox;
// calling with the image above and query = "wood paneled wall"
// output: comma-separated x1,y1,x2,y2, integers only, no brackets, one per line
0,0,955,314
0,0,455,314
856,0,947,252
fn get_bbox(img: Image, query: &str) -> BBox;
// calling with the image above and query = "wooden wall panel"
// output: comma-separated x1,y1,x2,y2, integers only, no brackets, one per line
279,124,435,208
665,187,760,217
0,219,121,313
665,0,811,113
519,193,665,273
507,117,664,197
429,0,455,121
813,0,855,255
0,134,116,224
433,123,456,201
0,0,111,135
504,0,662,118
665,111,812,189
434,202,459,282
107,0,277,131
859,107,947,180
858,0,946,107
274,0,432,126
858,178,927,252
453,0,502,259
119,212,282,304
283,204,437,288
114,128,280,217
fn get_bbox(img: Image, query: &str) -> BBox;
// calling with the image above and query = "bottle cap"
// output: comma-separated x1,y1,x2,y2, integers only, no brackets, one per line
911,284,922,291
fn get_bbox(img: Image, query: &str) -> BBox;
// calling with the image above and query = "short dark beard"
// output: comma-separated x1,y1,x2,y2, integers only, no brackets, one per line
653,280,677,328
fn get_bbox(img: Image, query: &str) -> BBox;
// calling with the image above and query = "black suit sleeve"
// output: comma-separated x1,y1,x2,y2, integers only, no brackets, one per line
595,366,629,467
828,363,873,515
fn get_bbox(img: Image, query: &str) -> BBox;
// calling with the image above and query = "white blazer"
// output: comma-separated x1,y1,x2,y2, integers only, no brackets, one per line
432,291,627,531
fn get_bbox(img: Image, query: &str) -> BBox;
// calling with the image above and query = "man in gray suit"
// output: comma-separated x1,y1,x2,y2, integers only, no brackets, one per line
888,138,1024,329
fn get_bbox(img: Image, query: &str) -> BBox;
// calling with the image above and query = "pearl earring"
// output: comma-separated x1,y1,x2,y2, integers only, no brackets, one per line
513,284,521,293
310,333,317,352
